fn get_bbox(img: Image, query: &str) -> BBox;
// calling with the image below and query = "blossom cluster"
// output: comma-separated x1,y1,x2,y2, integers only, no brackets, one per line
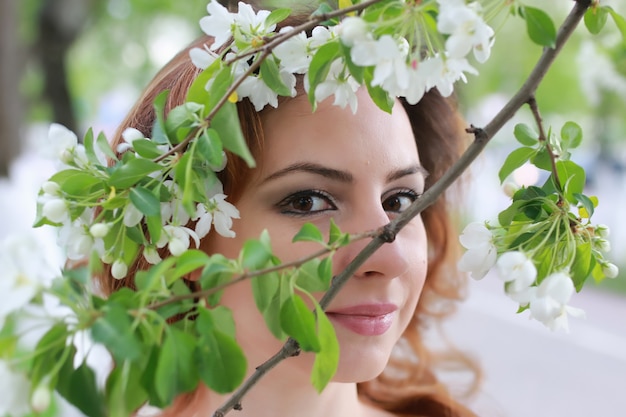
191,0,495,112
36,124,240,279
458,221,617,331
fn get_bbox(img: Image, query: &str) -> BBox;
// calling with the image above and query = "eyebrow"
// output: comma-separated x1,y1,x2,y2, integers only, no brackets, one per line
260,162,429,184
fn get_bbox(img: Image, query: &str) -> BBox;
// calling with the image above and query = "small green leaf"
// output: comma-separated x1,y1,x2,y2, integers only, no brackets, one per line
50,169,103,197
295,259,328,293
91,304,142,363
365,77,394,114
308,41,341,107
83,128,103,166
132,138,163,159
311,305,339,392
575,192,595,218
571,242,593,291
129,186,161,217
57,362,106,417
172,249,211,280
195,309,247,393
498,147,536,183
328,218,350,246
154,328,198,404
560,121,583,150
556,160,586,204
584,6,609,34
152,90,170,144
241,238,272,270
187,59,221,106
200,255,236,306
109,158,162,188
197,128,224,168
606,6,626,40
513,123,538,146
96,130,118,161
212,101,255,167
293,223,325,244
498,199,525,226
265,8,291,28
520,6,557,48
280,294,321,352
260,57,292,97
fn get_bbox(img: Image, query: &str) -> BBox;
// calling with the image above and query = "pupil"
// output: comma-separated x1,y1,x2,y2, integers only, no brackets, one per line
294,196,313,211
386,197,400,211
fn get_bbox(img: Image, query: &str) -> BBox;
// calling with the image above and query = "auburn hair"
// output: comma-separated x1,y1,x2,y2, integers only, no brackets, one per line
97,25,480,417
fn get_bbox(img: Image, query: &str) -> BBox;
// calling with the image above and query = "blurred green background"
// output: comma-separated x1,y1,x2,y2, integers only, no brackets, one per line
1,0,625,294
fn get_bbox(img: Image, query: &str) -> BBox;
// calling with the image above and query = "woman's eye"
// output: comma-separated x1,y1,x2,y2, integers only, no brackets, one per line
278,190,336,216
382,190,419,213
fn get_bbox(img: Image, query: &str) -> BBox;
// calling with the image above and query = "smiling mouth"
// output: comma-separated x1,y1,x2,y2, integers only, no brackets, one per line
326,304,397,336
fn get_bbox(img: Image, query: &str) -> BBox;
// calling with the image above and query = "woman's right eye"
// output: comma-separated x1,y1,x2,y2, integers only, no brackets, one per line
277,190,336,216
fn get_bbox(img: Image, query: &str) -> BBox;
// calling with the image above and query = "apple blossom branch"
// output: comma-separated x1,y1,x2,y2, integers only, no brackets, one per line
211,0,592,416
155,0,383,164
527,95,563,193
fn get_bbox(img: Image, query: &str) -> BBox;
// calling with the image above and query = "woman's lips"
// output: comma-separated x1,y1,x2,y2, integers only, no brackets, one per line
326,304,397,336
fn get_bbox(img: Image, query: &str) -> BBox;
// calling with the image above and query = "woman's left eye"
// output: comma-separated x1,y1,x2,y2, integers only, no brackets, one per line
382,190,419,213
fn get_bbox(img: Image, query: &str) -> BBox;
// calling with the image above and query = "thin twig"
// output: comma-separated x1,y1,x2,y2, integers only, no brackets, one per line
212,1,591,415
527,95,563,193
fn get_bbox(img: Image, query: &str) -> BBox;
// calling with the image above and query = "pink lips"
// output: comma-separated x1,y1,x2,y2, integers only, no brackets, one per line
326,304,397,336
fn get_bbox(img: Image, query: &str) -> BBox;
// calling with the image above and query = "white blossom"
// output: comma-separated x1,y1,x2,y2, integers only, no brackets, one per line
338,16,370,47
602,262,619,279
111,259,128,280
594,238,611,253
233,1,275,34
41,197,69,224
437,0,494,63
117,127,145,153
421,55,478,97
0,360,31,416
0,234,56,325
273,27,310,74
31,383,52,413
458,222,497,279
43,123,78,163
314,60,360,113
496,251,537,293
143,246,162,265
237,67,296,111
57,209,104,261
157,225,200,256
199,0,235,51
193,193,240,239
123,202,144,227
190,44,219,70
529,272,586,332
89,222,111,239
160,180,191,226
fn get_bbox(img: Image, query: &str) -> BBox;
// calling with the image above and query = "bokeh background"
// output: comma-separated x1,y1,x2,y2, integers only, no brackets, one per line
1,0,625,416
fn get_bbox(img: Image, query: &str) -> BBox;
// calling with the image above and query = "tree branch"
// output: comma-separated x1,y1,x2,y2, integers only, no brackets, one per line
212,1,591,415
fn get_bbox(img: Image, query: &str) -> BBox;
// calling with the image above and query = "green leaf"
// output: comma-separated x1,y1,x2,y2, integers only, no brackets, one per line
211,101,255,167
575,192,595,218
50,169,103,196
307,41,341,107
365,77,394,114
132,139,163,159
105,361,148,417
241,238,272,271
571,242,592,291
328,218,350,246
57,362,106,417
200,255,236,306
260,57,292,97
340,42,364,84
151,90,170,144
560,121,583,150
295,259,328,293
498,147,536,183
172,249,211,280
135,257,176,292
197,128,224,168
96,130,118,161
498,199,525,226
530,147,552,171
82,128,104,166
584,6,609,34
292,223,325,244
129,186,161,217
520,6,557,48
195,309,247,393
311,305,339,393
555,160,586,204
265,7,291,28
109,158,162,188
513,123,538,146
30,323,68,389
154,328,198,404
280,294,321,352
607,7,626,40
165,102,204,143
91,304,142,363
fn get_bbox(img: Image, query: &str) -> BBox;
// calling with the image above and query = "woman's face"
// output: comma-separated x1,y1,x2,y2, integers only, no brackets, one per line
203,89,428,383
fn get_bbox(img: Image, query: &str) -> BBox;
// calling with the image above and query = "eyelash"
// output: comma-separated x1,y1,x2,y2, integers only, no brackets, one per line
277,188,421,217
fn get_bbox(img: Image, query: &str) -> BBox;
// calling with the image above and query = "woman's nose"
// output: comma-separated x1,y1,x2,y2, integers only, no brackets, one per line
332,206,411,281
